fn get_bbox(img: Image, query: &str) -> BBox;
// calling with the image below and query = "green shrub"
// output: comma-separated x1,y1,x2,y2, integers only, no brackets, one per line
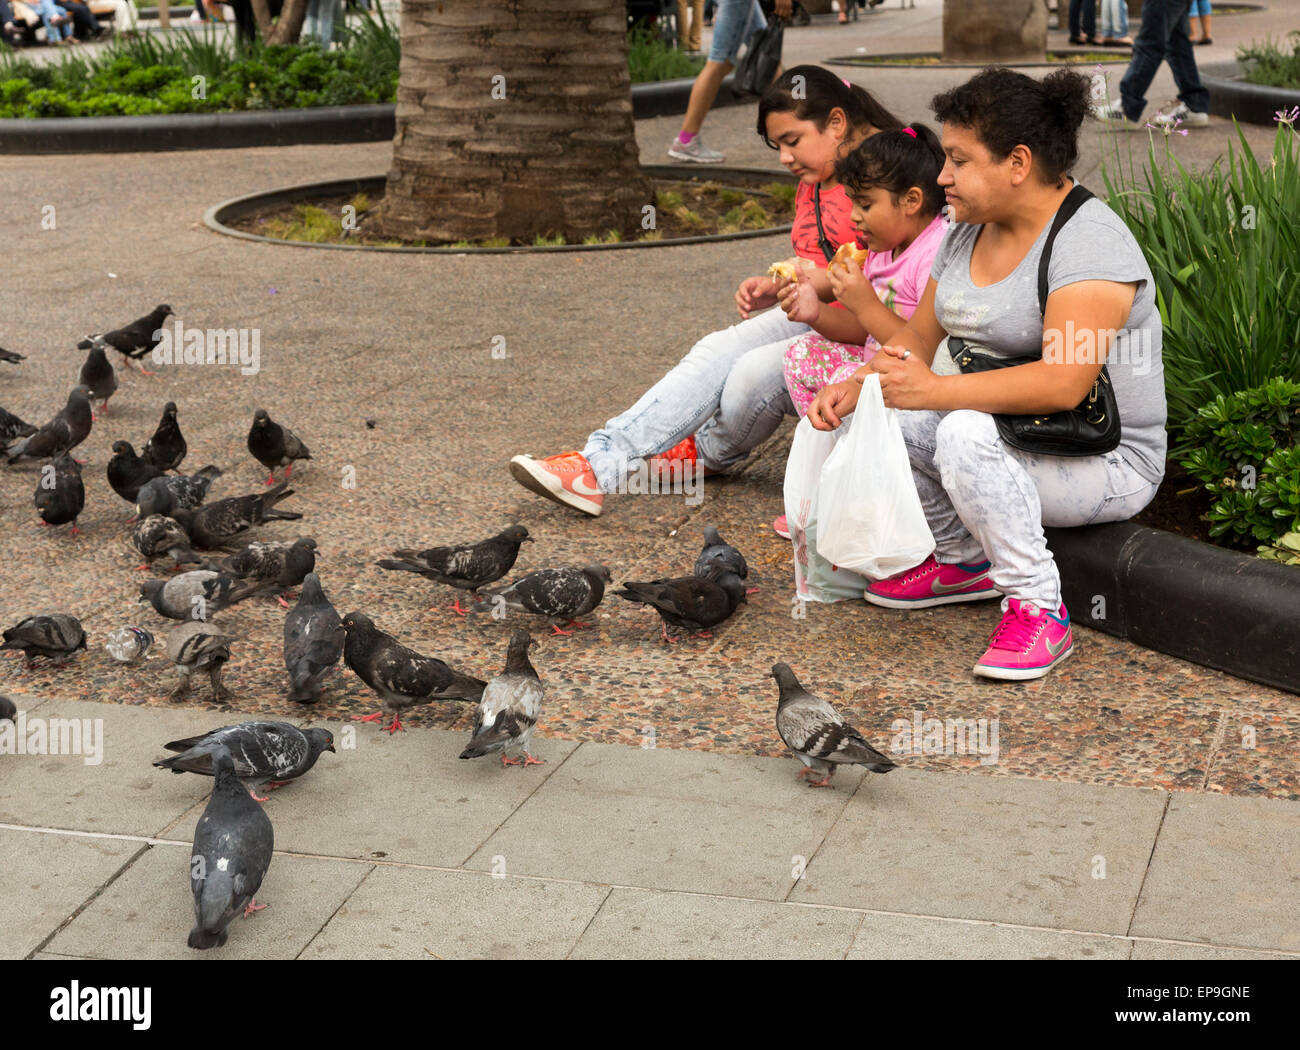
1237,31,1300,90
626,27,705,84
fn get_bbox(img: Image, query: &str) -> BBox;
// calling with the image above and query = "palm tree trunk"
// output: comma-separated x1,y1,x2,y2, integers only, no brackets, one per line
942,0,1048,63
379,0,651,243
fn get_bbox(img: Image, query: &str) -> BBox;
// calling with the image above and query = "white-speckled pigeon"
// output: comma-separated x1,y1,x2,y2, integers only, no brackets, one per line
377,525,533,615
156,720,334,801
220,538,317,607
459,629,544,767
135,465,222,519
471,564,611,634
170,480,301,549
79,304,172,374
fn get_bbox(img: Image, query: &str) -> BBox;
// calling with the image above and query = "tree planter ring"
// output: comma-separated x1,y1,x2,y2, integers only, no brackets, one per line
1201,61,1300,126
826,51,1131,70
203,167,795,254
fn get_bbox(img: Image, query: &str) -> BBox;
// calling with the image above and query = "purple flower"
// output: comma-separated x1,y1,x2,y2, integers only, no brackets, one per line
1275,105,1300,126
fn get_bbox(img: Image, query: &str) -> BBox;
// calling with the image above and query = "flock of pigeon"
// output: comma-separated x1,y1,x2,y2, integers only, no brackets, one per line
0,305,896,951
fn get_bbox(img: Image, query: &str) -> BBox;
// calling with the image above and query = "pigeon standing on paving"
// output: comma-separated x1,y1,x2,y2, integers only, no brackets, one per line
283,573,344,704
694,526,749,581
0,614,87,665
132,514,205,570
247,408,312,485
771,663,896,788
459,629,545,767
141,401,187,472
342,611,485,733
377,525,533,615
139,570,259,621
80,304,172,374
155,721,335,800
219,538,317,607
170,481,301,549
615,566,747,642
135,466,222,519
107,441,166,505
166,620,235,702
4,387,93,464
34,453,85,534
187,747,273,950
0,406,36,443
77,339,118,420
0,347,24,365
472,565,612,634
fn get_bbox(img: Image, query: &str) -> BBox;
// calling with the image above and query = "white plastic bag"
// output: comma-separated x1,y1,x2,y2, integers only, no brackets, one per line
783,415,868,604
816,373,935,580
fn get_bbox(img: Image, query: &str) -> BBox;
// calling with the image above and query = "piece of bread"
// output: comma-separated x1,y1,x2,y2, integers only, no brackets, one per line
767,260,799,282
830,242,870,271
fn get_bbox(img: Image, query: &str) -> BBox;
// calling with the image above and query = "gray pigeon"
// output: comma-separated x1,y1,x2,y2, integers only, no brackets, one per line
1,405,37,443
471,565,611,634
79,304,172,373
247,408,312,485
459,629,545,766
187,746,273,949
0,347,24,365
166,620,234,702
77,339,118,419
0,695,16,722
132,514,204,569
34,454,84,533
694,526,749,580
171,481,301,549
615,565,747,642
140,401,186,473
283,573,344,704
342,611,485,733
135,466,222,519
155,720,335,800
771,663,896,787
377,525,533,615
0,614,86,665
139,570,259,621
220,538,317,607
4,387,93,464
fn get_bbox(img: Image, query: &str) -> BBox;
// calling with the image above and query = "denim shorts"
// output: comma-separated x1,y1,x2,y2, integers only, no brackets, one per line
709,0,766,64
1188,0,1211,15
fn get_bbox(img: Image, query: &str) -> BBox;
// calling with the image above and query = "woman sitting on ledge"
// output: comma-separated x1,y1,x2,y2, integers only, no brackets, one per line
808,67,1167,682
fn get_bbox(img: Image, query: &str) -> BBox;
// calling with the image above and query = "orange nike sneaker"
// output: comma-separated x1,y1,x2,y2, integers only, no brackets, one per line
509,451,604,517
647,435,715,478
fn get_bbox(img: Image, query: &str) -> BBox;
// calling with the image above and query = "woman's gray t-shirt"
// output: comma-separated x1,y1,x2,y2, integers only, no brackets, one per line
929,196,1167,484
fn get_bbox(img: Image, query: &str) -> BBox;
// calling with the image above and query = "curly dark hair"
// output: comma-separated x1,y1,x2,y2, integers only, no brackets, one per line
835,122,946,217
930,66,1091,186
758,66,903,149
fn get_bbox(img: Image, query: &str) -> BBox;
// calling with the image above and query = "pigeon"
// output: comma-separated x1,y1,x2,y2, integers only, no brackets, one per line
187,746,273,949
0,695,17,722
219,538,317,608
155,721,335,800
79,304,172,373
694,526,749,581
107,440,166,505
342,611,485,733
0,347,24,365
247,408,312,485
0,614,87,665
0,406,36,443
283,573,344,703
771,663,896,787
34,453,85,534
459,629,545,766
615,566,747,642
4,387,93,464
132,514,204,570
166,620,234,702
135,465,222,519
139,570,260,621
377,525,533,615
472,565,611,634
77,339,117,419
140,401,187,472
170,480,301,549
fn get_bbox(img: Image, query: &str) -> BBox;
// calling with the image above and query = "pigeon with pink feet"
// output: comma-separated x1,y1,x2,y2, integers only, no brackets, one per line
459,630,545,767
377,525,532,616
772,663,896,788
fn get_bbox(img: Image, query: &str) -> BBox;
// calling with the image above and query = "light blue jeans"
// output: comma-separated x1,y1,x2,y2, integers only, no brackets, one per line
32,0,71,40
1099,0,1129,37
709,0,765,63
304,0,343,44
583,307,806,492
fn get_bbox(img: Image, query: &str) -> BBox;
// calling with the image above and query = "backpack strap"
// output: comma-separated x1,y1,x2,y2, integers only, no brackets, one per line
1037,183,1095,317
812,184,836,263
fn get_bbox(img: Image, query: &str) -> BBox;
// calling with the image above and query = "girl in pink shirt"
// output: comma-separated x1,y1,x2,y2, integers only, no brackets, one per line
778,123,949,416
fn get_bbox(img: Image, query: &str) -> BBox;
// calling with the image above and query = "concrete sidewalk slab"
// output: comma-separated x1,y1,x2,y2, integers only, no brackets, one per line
46,841,372,960
791,769,1167,934
300,865,610,960
1130,793,1300,953
1130,941,1293,961
464,741,866,900
844,912,1130,960
0,828,143,959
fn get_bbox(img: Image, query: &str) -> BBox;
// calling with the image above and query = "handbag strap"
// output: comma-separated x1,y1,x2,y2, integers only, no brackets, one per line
812,184,836,263
1037,183,1094,317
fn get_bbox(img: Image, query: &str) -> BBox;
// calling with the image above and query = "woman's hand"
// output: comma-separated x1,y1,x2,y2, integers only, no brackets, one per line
776,270,822,325
826,260,875,316
807,368,869,431
872,344,940,409
774,0,792,18
735,276,779,320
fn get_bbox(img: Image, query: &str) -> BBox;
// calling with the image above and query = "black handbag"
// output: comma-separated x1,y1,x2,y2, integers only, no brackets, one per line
731,14,784,101
951,184,1122,457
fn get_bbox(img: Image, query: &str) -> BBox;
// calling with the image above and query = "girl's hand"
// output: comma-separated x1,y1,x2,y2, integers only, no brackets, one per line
827,259,875,315
736,275,779,319
776,270,821,325
807,372,866,431
872,344,939,409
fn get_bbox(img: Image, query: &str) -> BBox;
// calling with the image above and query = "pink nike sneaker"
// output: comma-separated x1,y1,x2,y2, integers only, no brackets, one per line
973,598,1074,681
508,451,604,517
772,514,791,540
863,555,999,609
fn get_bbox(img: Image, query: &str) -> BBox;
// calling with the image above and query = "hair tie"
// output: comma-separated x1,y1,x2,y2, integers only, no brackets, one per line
902,127,917,139
842,78,852,88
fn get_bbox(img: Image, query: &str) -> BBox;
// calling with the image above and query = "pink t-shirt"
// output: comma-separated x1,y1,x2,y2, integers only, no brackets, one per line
856,211,949,356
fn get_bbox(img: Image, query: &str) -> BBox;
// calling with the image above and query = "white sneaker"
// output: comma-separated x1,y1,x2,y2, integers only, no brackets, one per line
1093,98,1141,129
667,135,725,163
1152,102,1210,127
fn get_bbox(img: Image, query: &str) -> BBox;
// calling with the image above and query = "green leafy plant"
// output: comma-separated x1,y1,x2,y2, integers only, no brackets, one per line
625,27,704,84
1237,31,1300,90
1258,531,1300,565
